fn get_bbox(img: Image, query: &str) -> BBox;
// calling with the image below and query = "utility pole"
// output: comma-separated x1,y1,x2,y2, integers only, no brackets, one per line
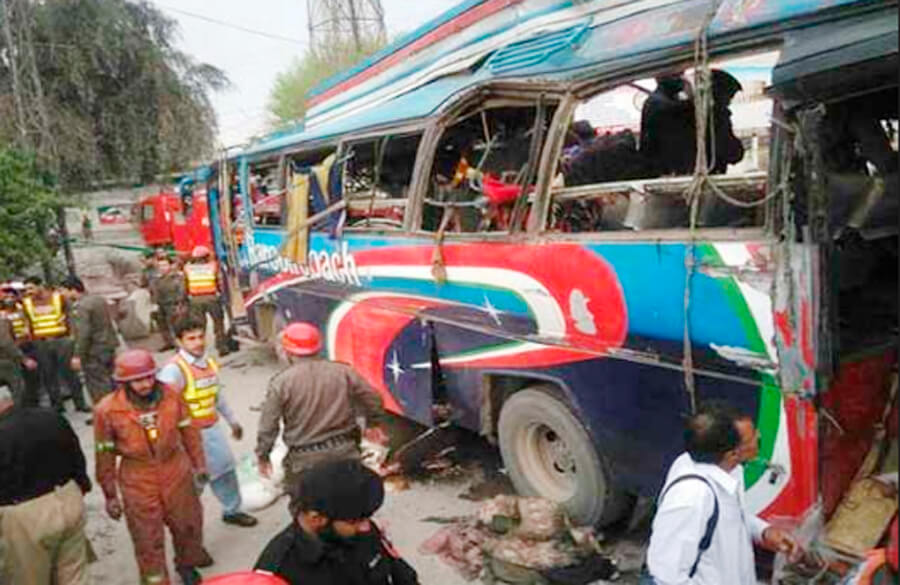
307,0,386,53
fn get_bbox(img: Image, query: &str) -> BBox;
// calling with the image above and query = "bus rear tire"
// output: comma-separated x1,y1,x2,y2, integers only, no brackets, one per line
497,385,629,527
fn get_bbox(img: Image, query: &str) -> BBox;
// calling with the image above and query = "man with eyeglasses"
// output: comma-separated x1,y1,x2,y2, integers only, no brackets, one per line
643,403,803,585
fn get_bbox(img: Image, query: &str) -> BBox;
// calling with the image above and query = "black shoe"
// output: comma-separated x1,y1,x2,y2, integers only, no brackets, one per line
75,405,92,413
223,512,258,527
84,418,93,426
196,548,215,568
176,566,203,585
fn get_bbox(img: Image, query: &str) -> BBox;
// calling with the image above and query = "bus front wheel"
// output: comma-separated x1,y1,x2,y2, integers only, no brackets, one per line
497,386,629,527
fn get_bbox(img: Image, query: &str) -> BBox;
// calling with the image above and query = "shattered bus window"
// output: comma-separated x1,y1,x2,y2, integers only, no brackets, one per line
251,161,286,227
423,104,553,233
823,87,899,353
344,133,421,230
549,52,779,233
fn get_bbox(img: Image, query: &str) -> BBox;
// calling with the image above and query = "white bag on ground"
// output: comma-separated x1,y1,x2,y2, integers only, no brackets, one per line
237,439,288,511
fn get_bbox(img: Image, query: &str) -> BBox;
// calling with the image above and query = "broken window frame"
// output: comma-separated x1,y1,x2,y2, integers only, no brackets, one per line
413,90,562,238
339,131,425,232
536,49,785,239
248,157,289,229
260,144,341,234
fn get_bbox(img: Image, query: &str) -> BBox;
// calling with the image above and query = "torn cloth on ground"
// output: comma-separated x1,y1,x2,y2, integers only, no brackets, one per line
420,495,618,584
419,522,488,581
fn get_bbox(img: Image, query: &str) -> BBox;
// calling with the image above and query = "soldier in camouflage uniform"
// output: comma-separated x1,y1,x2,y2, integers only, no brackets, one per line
150,255,187,351
60,276,118,405
0,312,37,405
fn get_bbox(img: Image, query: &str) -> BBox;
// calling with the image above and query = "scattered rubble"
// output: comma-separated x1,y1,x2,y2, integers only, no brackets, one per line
420,495,620,584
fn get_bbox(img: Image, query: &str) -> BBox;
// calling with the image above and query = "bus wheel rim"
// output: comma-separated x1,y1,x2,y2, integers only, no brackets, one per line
518,422,578,501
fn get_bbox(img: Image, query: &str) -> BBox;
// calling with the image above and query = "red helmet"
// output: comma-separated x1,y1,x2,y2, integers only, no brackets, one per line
191,245,211,259
204,573,288,585
113,349,158,382
281,322,322,357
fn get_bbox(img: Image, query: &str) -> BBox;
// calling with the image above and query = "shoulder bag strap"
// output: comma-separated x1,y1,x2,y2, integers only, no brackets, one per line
659,473,720,578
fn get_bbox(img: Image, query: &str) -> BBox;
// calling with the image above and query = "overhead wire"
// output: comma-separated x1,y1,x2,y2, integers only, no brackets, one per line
152,2,308,46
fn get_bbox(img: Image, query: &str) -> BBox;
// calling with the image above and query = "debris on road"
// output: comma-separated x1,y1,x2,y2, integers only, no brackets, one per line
420,495,620,584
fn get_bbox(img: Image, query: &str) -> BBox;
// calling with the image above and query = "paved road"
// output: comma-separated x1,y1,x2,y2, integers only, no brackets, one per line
67,342,645,584
73,345,488,584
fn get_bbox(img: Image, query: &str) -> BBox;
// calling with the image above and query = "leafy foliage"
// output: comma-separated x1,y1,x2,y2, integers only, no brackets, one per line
0,148,59,279
268,36,386,126
0,0,229,189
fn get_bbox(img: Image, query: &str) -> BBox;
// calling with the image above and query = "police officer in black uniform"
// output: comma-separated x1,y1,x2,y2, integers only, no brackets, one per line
255,458,419,585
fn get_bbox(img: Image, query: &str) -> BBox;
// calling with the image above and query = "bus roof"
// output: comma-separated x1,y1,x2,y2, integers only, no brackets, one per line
240,0,892,161
307,0,501,100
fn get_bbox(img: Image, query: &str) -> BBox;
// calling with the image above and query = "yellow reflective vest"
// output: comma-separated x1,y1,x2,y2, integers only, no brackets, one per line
184,262,218,297
0,305,29,341
23,293,68,339
173,355,220,428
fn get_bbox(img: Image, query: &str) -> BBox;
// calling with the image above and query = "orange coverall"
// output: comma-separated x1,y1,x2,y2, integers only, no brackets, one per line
94,386,208,585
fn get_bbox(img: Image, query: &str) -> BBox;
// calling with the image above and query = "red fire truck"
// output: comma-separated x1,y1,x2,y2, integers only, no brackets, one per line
135,189,213,255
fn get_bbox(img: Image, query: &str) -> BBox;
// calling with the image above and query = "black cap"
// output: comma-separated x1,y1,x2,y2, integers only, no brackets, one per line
711,69,743,98
290,458,385,521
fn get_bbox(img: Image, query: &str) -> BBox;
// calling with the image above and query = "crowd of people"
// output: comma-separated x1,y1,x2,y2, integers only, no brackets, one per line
0,244,839,585
0,247,423,585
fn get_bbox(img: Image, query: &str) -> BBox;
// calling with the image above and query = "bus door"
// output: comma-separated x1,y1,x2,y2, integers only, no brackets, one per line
770,14,899,527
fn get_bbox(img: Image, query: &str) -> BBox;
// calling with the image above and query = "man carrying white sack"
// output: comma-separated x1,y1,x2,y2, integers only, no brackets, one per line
157,310,258,528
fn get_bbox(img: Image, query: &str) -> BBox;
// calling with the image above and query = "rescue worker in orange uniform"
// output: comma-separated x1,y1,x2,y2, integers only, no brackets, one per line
22,276,90,413
94,349,211,585
157,312,258,528
183,246,231,356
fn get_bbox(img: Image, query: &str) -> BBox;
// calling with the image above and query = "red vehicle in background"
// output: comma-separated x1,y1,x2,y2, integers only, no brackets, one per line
136,189,213,255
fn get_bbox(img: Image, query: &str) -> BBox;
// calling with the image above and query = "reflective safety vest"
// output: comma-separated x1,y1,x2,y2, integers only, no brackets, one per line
22,293,68,339
174,355,220,428
184,262,218,297
0,305,29,341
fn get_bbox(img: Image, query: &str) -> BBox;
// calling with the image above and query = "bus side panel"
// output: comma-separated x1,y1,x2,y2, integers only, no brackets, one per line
266,282,437,426
243,233,810,519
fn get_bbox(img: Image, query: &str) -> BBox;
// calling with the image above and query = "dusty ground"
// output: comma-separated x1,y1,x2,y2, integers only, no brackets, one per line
64,340,647,584
62,233,647,583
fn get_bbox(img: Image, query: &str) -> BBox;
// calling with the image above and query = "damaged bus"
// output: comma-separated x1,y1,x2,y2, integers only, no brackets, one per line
208,0,898,546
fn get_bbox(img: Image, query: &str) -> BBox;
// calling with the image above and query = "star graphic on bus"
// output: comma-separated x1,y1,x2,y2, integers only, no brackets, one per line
482,294,503,325
387,350,405,384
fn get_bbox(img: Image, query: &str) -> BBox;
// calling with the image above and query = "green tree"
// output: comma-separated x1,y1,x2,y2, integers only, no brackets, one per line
0,148,59,279
0,0,228,190
268,36,386,126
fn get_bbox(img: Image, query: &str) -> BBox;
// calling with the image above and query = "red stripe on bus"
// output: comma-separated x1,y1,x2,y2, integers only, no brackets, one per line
307,0,524,109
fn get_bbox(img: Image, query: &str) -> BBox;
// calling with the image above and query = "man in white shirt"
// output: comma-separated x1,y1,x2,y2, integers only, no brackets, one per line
645,404,801,585
157,312,258,528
